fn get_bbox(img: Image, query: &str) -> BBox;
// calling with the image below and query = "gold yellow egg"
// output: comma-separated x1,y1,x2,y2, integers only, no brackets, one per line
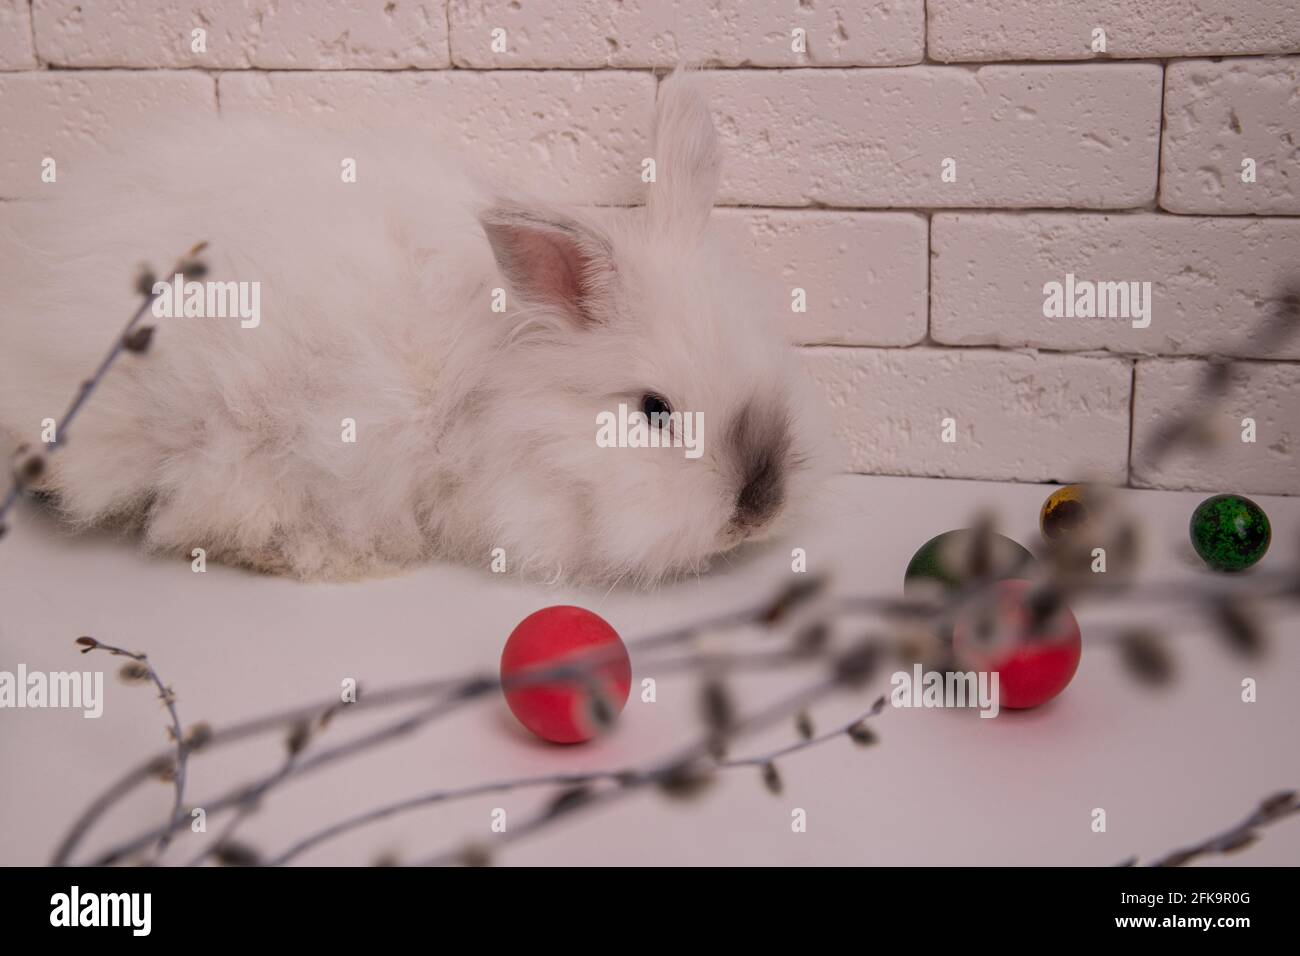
1040,485,1093,542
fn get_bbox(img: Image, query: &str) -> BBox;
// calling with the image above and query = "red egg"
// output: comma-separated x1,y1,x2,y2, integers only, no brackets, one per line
500,606,632,744
951,579,1081,710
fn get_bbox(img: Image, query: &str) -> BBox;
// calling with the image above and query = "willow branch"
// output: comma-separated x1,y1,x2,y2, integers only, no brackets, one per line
72,636,824,866
72,637,188,861
0,244,207,537
1120,790,1300,867
269,692,886,866
412,671,861,867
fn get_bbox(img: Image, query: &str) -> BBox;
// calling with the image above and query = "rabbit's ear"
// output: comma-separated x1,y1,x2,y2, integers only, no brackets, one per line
479,201,613,328
646,69,720,242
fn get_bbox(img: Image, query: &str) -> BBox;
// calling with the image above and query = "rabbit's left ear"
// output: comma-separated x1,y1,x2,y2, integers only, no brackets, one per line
479,202,614,328
646,70,720,242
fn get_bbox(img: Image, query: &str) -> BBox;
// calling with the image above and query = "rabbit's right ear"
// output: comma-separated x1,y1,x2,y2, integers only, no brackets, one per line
645,69,720,242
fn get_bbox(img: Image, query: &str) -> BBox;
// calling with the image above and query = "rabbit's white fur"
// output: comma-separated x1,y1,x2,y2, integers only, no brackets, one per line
0,73,824,584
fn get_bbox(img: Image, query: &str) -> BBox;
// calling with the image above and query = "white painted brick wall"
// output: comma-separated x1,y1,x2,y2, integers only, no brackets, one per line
0,0,35,69
931,213,1300,359
33,0,451,68
803,348,1132,483
0,72,218,196
929,0,1300,61
713,210,928,346
1161,57,1300,215
1132,360,1300,495
708,65,1162,208
448,0,925,68
218,70,654,204
1,2,1297,493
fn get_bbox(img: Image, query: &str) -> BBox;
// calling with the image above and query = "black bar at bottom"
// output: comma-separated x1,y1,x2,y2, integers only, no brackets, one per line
0,864,1290,940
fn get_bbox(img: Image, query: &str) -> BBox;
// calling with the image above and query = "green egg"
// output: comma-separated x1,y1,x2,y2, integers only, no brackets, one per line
904,529,1036,594
1189,494,1270,573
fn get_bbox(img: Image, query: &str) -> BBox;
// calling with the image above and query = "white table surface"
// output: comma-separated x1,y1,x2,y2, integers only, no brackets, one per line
1,474,1296,866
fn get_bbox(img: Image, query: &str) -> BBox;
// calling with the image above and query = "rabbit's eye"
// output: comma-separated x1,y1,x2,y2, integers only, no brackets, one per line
641,393,672,424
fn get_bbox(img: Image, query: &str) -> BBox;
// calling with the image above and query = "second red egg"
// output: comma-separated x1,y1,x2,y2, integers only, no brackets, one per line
952,579,1081,710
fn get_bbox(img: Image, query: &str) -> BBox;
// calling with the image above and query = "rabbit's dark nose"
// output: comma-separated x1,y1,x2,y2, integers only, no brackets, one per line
727,402,789,535
733,460,784,533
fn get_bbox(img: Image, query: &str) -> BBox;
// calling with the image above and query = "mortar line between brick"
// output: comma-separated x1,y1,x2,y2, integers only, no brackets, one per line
795,344,1300,366
36,64,668,75
831,470,1298,498
922,0,931,63
1155,59,1170,211
7,183,1293,219
924,212,933,340
713,206,1300,219
28,53,1299,73
444,0,454,68
26,0,42,69
1126,359,1138,488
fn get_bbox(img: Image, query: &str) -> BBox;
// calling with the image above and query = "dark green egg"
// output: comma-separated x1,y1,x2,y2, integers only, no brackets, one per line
1189,494,1270,572
904,529,1036,594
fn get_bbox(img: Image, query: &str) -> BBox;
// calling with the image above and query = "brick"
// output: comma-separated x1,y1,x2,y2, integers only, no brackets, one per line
33,0,450,68
0,0,36,69
1161,57,1300,215
713,210,927,346
929,0,1300,62
710,66,1162,208
802,347,1131,482
931,213,1300,360
1132,359,1300,495
218,71,654,205
0,72,217,199
449,0,924,68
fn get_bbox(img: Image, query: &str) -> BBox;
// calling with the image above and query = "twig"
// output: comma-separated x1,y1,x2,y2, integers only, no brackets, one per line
73,637,188,861
85,692,482,866
719,696,886,769
76,640,826,866
268,695,886,865
1121,790,1300,867
1136,283,1298,467
0,244,207,538
49,672,473,866
266,772,622,866
56,582,830,866
412,671,867,867
186,717,322,867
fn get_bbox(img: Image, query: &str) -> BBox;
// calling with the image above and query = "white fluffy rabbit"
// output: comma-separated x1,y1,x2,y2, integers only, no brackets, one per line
0,72,824,585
